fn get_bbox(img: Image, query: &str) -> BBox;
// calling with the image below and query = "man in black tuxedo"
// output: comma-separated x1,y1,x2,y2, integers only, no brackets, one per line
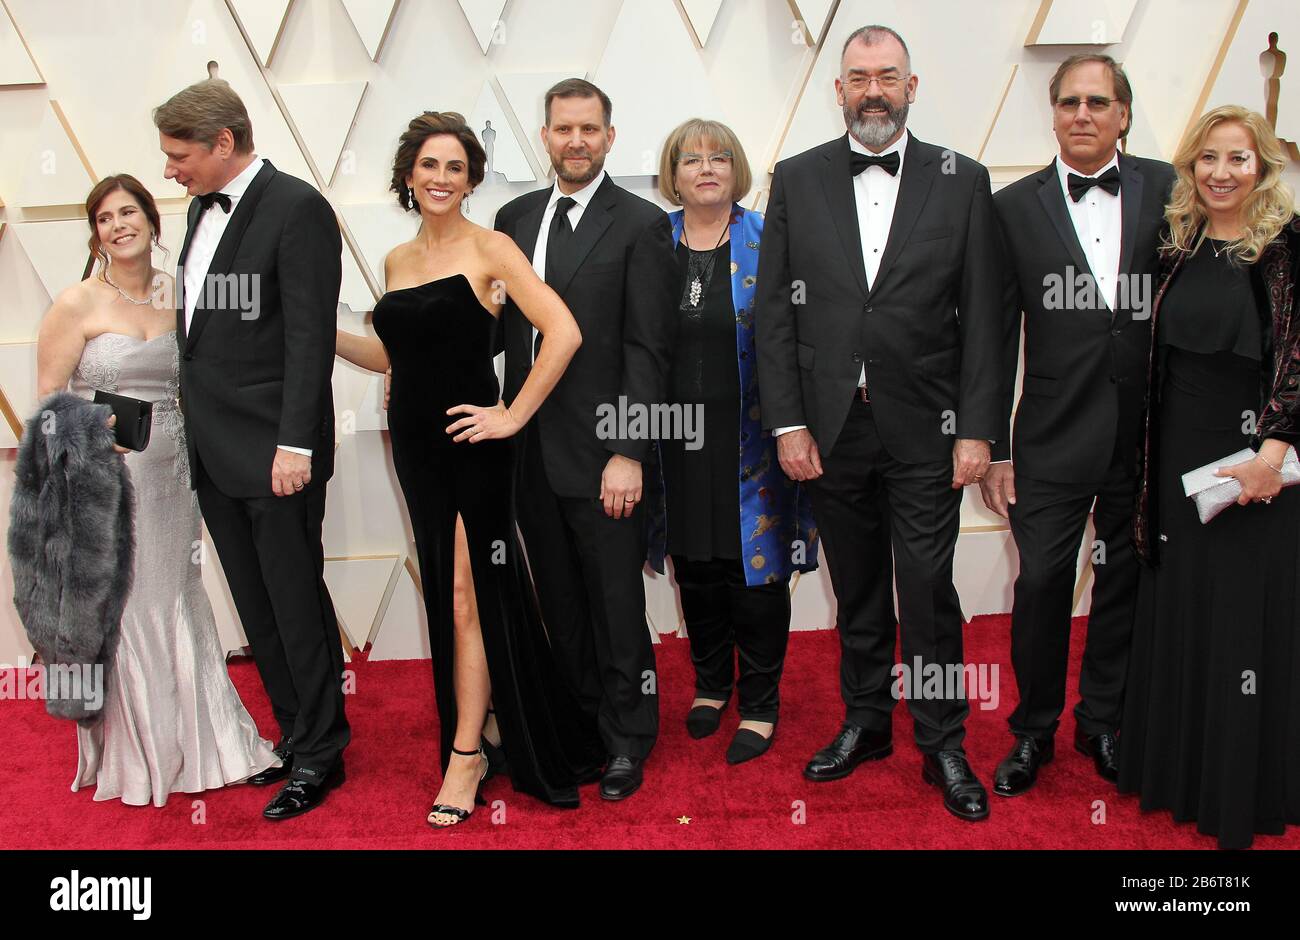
155,79,348,820
981,55,1174,795
755,25,1013,821
493,79,677,801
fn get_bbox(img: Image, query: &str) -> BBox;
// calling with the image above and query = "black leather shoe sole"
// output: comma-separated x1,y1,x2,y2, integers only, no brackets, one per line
922,763,990,822
802,741,893,782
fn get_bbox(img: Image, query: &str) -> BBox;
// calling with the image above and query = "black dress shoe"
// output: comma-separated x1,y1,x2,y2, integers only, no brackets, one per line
685,698,728,739
725,720,776,765
599,755,643,801
922,750,990,821
262,762,345,821
1075,728,1119,782
803,722,892,781
993,734,1054,797
248,737,294,786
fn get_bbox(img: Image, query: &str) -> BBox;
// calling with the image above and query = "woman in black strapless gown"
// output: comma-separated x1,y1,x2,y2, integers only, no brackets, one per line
336,112,598,826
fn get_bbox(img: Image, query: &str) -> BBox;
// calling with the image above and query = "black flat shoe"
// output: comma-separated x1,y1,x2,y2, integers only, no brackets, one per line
248,737,294,786
726,720,776,765
803,722,892,781
922,750,989,822
599,755,643,801
993,734,1054,797
262,760,344,821
685,698,728,739
1074,728,1119,782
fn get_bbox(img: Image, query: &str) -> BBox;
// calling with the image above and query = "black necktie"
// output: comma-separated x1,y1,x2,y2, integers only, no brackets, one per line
199,191,232,213
1067,166,1121,203
850,151,900,177
544,196,577,283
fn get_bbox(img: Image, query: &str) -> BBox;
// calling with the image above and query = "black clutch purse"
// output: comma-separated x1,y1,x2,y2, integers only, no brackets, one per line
93,390,153,452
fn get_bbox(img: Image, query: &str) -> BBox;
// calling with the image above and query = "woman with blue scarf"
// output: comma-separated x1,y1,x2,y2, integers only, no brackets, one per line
647,119,819,764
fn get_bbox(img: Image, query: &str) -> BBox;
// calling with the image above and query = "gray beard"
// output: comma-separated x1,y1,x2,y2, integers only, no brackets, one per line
845,100,909,150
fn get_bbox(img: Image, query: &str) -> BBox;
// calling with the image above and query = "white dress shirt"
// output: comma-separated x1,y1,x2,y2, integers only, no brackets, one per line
182,155,311,457
1056,151,1122,312
529,169,607,361
775,132,909,437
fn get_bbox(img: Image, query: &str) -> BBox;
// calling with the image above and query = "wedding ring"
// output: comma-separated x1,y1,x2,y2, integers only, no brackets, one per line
1263,497,1273,504
294,481,305,490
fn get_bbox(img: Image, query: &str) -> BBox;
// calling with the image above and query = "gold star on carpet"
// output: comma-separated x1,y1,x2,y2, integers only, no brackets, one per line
676,815,691,825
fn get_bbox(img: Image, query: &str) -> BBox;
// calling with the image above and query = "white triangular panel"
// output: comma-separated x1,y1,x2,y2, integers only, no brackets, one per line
278,81,368,183
981,62,1057,169
16,102,95,208
228,0,293,66
0,343,37,449
456,0,509,55
0,223,54,345
592,0,723,178
9,219,91,301
338,202,418,288
0,2,42,85
325,556,400,650
468,82,537,184
681,0,724,46
498,71,574,169
339,242,377,315
1028,0,1138,45
340,0,399,60
790,0,835,45
367,559,431,661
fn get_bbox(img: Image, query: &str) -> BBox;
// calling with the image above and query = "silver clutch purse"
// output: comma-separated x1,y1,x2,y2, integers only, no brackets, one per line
1180,445,1300,524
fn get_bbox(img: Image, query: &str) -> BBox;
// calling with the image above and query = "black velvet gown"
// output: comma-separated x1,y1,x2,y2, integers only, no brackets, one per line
1119,241,1300,848
373,274,601,807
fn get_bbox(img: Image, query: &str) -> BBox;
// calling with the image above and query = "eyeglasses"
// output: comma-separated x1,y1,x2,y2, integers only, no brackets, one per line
844,73,908,92
678,151,734,170
1055,95,1116,114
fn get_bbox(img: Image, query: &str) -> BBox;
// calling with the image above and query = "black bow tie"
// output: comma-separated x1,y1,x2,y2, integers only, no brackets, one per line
850,150,900,177
198,191,232,214
1067,166,1120,203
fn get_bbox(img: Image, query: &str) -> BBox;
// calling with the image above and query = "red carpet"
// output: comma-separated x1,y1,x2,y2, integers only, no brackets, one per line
1,614,1295,850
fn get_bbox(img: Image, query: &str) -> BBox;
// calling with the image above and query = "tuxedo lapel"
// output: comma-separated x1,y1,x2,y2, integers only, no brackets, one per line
546,177,616,297
1036,160,1095,286
513,193,547,273
177,198,202,343
871,135,938,296
1117,152,1144,279
820,137,869,297
185,160,276,352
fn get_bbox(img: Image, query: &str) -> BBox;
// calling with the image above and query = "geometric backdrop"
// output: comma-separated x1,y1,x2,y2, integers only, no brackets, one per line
2,0,1298,664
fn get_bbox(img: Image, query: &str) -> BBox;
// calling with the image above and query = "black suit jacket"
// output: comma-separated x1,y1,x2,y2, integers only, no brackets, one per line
755,133,1012,464
994,152,1174,483
176,160,342,497
494,175,677,498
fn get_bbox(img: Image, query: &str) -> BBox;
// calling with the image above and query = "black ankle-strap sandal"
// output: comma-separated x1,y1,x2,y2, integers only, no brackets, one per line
427,745,488,828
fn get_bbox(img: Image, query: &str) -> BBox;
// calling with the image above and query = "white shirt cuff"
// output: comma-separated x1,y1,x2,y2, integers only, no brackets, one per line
277,445,313,457
774,425,807,437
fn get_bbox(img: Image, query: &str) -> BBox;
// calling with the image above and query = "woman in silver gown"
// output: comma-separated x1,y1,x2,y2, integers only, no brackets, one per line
35,174,279,806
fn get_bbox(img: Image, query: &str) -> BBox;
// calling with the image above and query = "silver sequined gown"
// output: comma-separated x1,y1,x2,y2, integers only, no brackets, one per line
68,331,280,806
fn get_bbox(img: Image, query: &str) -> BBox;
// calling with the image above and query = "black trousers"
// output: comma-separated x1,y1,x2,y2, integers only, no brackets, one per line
194,457,349,781
672,556,790,722
515,424,659,760
1007,441,1139,740
805,398,969,753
